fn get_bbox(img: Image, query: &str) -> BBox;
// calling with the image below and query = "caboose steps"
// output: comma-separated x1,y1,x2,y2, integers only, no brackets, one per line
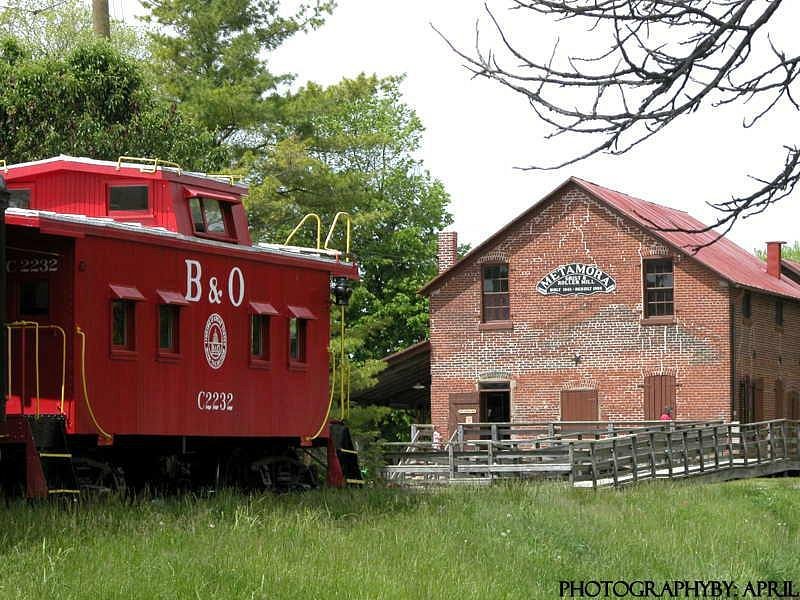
0,415,79,497
26,415,80,496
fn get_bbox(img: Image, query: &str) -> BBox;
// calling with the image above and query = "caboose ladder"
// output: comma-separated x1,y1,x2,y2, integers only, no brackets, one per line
27,415,80,496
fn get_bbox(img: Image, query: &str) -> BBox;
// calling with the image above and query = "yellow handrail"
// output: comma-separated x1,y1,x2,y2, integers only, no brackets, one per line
116,156,182,176
285,213,322,249
154,158,183,175
6,322,67,416
324,211,352,261
75,326,112,440
306,352,337,441
208,173,244,184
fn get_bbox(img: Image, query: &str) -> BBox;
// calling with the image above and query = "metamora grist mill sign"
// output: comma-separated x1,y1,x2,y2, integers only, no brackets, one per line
537,263,616,296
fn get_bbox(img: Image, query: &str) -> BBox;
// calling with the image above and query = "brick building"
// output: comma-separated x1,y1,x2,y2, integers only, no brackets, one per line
421,178,800,436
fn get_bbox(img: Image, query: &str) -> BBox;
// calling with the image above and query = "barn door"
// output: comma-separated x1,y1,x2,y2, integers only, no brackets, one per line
643,374,677,420
560,389,598,422
448,392,480,440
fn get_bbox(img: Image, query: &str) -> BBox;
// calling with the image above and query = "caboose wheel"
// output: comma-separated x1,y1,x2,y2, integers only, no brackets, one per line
72,457,126,496
250,455,318,492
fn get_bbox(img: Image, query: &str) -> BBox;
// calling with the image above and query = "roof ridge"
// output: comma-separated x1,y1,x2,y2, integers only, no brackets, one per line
421,177,800,301
573,177,692,215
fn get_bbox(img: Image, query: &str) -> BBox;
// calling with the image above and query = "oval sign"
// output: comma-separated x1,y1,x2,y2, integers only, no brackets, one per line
203,313,228,369
537,263,616,296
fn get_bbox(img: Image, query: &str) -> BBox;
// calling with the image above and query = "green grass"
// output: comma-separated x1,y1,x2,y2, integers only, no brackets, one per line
1,478,798,599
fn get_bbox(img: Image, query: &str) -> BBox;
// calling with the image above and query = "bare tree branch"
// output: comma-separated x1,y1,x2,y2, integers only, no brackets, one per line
435,0,798,237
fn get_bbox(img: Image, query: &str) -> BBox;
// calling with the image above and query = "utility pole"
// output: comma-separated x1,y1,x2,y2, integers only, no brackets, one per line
92,0,110,38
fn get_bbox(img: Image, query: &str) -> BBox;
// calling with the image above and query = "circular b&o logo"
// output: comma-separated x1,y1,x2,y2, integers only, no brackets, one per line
203,313,228,370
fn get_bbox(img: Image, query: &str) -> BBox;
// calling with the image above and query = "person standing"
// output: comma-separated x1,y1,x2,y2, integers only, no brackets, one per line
659,407,673,421
431,425,442,450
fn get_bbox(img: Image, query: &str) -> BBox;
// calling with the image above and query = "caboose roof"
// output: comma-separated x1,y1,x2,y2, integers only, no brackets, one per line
421,177,800,301
5,207,358,279
3,154,248,194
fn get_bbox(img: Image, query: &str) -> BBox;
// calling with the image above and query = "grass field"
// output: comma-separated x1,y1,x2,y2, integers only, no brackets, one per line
1,478,798,599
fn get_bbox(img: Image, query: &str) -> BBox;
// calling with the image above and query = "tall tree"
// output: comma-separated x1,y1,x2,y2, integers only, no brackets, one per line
246,74,453,389
0,0,146,58
442,1,798,241
141,0,335,146
0,37,224,170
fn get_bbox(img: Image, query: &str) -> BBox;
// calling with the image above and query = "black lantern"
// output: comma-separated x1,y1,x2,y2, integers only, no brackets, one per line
331,276,353,306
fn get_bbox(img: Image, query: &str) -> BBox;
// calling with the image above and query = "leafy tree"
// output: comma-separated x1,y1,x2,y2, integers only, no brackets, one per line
0,0,146,59
345,404,414,481
245,74,453,389
0,38,224,170
141,0,335,145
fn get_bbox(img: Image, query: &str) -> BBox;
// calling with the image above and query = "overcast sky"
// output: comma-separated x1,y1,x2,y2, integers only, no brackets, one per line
117,0,800,255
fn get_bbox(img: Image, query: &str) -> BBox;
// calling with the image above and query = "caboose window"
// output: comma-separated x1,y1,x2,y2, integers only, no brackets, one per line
159,305,179,353
251,315,270,361
289,318,307,363
189,198,205,232
109,185,149,212
188,197,232,238
111,300,135,350
204,200,226,233
9,188,31,209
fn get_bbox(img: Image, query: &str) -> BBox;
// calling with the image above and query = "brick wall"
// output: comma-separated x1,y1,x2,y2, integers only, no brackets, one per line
732,288,800,420
429,184,734,437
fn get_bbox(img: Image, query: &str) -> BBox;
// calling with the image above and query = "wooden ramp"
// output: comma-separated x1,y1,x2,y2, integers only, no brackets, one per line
571,420,800,488
382,420,800,488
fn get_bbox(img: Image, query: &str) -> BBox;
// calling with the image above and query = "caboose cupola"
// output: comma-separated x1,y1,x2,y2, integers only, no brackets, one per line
1,155,251,245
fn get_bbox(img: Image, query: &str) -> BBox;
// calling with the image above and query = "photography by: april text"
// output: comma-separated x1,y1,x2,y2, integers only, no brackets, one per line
559,580,800,598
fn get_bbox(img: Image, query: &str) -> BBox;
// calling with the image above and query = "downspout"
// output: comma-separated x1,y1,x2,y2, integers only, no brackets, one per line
0,175,9,422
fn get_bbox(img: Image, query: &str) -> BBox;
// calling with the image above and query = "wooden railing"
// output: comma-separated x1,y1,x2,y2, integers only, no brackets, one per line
571,420,800,488
382,420,800,488
449,420,722,449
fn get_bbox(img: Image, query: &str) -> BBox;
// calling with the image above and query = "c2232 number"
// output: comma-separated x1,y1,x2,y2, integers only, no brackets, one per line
196,391,234,412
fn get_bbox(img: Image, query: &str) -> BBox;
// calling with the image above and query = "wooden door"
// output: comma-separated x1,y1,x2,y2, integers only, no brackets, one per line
736,377,750,423
448,392,480,439
789,391,800,420
753,378,765,422
775,379,785,419
560,389,598,421
643,374,677,420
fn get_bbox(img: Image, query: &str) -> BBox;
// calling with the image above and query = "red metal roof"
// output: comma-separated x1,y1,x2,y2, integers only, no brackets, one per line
782,258,800,279
422,177,800,300
5,155,248,194
5,208,359,279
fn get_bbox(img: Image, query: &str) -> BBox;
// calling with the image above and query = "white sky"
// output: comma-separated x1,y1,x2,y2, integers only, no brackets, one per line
116,0,800,255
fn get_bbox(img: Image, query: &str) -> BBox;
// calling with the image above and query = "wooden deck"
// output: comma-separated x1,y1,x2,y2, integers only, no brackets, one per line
382,420,800,488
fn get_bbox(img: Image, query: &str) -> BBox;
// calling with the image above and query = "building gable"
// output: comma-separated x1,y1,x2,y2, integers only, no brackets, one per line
423,178,800,302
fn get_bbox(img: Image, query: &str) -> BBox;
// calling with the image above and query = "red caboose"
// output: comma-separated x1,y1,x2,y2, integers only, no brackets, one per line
0,156,359,496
